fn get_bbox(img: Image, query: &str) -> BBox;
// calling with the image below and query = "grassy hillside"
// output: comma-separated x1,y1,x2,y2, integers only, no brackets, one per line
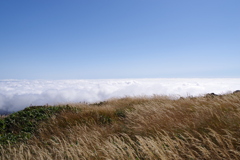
0,91,240,159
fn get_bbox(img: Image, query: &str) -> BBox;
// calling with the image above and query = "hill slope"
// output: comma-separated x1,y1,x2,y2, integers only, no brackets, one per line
1,92,240,159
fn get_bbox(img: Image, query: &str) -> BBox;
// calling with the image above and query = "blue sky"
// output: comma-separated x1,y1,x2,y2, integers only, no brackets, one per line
0,0,239,79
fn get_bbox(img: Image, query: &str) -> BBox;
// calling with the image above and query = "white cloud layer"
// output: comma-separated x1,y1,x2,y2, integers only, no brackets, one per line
0,79,239,113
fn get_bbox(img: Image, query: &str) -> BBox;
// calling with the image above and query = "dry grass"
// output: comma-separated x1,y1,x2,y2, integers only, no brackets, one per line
1,92,240,159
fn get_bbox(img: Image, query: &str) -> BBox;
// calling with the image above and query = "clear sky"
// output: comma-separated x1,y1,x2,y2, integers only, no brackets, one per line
0,0,239,79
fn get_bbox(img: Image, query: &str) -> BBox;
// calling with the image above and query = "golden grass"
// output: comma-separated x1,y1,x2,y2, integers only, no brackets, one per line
1,92,240,159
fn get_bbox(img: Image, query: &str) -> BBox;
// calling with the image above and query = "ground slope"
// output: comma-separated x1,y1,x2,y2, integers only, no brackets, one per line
0,91,240,159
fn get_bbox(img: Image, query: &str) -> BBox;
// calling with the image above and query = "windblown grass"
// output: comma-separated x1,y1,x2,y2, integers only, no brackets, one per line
0,92,240,159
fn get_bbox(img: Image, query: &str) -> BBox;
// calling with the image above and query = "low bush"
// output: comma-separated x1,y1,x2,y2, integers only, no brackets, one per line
0,106,64,144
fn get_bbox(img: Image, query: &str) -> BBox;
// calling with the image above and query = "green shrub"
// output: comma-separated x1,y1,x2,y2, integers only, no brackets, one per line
0,106,64,144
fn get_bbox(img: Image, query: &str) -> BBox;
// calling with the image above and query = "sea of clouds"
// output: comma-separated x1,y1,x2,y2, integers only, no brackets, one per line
0,78,239,113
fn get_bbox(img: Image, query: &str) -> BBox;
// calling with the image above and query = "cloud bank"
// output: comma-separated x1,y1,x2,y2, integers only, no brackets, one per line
0,79,239,113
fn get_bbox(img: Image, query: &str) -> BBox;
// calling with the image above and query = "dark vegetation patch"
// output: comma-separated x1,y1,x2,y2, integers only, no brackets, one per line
0,106,65,144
